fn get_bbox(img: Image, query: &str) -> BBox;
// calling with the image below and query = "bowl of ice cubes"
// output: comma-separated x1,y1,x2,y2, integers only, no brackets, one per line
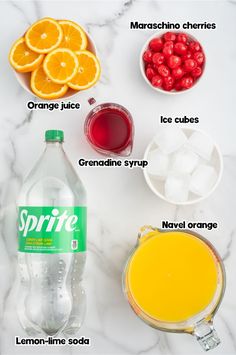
144,126,223,205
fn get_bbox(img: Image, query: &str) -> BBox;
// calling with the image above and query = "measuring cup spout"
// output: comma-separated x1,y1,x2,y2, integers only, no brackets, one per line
137,226,160,244
88,97,97,106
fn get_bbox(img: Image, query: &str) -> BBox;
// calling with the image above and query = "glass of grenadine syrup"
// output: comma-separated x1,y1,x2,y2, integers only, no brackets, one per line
85,99,134,157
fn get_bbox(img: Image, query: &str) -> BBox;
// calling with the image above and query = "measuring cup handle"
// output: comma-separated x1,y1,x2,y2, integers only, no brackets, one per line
193,320,220,351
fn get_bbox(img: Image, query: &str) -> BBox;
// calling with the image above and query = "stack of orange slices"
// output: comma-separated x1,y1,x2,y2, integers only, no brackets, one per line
9,17,101,100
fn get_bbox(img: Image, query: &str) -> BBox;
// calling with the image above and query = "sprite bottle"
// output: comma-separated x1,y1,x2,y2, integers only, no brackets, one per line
17,130,87,337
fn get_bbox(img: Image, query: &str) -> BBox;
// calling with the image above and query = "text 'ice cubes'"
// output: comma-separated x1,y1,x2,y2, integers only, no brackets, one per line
165,173,190,203
171,148,199,174
147,149,169,179
188,131,214,161
154,126,187,154
190,165,218,196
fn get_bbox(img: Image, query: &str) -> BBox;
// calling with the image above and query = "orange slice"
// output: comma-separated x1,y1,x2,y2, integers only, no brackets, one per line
68,50,101,90
9,38,44,73
43,48,79,84
31,66,68,100
25,17,63,54
58,20,87,53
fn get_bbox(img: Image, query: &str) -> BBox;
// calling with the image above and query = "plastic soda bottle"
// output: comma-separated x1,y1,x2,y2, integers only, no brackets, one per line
17,130,87,337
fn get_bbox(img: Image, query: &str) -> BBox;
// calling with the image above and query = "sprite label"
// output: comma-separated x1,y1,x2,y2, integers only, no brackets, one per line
18,206,86,253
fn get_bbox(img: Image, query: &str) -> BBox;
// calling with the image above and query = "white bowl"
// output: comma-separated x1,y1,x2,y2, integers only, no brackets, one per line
14,30,97,100
140,31,206,95
143,127,223,205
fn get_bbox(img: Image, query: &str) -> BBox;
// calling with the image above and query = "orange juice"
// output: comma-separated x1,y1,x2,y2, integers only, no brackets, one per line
126,231,221,323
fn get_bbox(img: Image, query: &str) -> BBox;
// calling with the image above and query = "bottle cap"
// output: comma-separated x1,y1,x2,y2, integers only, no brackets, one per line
45,130,64,142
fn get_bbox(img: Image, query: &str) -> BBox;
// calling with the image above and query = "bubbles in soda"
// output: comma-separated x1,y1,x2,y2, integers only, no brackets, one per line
17,130,87,337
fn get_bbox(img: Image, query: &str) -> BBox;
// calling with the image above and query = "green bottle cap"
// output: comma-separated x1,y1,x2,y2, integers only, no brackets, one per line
45,130,64,142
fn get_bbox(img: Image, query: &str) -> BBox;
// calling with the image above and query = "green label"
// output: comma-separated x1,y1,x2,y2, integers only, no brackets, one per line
18,206,86,253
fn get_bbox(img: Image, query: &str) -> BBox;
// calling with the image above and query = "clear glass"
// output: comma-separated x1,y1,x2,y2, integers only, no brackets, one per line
17,142,86,337
123,226,226,351
84,101,134,157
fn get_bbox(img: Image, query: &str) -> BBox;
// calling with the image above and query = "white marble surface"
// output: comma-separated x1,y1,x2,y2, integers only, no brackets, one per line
0,0,236,354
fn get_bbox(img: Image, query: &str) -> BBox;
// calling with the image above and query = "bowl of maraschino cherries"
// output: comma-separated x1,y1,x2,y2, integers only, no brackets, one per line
140,31,205,93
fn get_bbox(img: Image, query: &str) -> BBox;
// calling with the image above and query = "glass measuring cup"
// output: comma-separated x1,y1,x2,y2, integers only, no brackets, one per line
123,226,226,351
84,99,134,157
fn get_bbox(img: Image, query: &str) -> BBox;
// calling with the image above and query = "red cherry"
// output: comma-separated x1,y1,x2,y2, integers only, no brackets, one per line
143,50,153,63
151,75,163,88
164,40,174,49
163,45,173,57
181,51,192,61
172,66,185,79
164,75,174,85
146,67,156,81
164,32,176,42
168,55,182,69
174,42,187,55
153,63,159,72
192,66,202,78
174,80,183,91
158,64,170,77
145,63,152,69
184,59,197,72
152,52,165,65
177,33,188,44
193,51,205,65
149,37,163,52
163,75,175,91
189,41,201,53
181,76,194,89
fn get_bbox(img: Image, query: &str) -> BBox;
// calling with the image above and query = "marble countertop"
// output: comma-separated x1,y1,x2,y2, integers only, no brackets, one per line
0,0,236,354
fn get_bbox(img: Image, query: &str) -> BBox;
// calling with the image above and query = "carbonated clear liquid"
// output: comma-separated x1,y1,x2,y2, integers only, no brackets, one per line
17,140,86,337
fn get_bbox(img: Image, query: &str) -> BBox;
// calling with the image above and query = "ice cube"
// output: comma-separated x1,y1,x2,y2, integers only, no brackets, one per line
154,126,187,154
171,148,199,174
147,148,169,180
190,164,218,196
188,131,214,161
165,173,190,203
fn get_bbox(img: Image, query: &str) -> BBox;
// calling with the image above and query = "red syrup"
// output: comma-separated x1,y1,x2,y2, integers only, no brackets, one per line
85,103,133,156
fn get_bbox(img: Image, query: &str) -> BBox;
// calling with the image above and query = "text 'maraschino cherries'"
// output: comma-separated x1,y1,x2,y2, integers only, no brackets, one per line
143,32,205,92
